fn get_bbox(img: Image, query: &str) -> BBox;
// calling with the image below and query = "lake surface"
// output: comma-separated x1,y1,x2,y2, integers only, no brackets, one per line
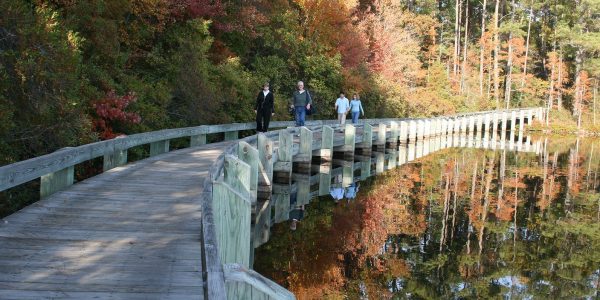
254,135,600,299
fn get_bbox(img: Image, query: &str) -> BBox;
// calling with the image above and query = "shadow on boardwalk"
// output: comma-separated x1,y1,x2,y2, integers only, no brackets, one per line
0,142,230,300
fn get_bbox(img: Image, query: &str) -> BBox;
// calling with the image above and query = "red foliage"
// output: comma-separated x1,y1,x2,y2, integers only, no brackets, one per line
92,91,141,140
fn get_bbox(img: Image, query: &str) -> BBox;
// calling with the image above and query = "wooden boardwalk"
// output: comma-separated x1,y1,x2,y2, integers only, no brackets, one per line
0,142,230,300
0,108,545,299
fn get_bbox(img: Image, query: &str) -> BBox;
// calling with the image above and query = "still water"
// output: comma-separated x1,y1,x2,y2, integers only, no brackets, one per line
254,136,600,299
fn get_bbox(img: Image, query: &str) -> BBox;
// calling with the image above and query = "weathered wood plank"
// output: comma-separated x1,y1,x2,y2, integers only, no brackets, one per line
149,140,170,156
40,166,74,199
238,141,259,198
212,181,251,268
223,263,295,300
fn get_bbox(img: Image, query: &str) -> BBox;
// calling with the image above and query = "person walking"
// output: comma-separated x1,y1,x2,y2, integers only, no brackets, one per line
335,92,350,126
349,94,365,124
290,81,312,127
255,82,275,132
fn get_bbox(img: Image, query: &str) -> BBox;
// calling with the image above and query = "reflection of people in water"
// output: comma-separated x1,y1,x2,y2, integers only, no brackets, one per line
330,185,345,203
289,187,305,231
345,182,360,200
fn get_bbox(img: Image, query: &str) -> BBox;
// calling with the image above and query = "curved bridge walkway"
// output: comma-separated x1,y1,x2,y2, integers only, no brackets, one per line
0,108,545,299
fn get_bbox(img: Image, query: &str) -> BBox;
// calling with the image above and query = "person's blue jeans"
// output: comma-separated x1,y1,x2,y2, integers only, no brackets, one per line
295,106,306,126
351,111,360,124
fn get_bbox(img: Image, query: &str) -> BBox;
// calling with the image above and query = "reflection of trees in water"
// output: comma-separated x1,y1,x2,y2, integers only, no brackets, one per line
255,138,600,299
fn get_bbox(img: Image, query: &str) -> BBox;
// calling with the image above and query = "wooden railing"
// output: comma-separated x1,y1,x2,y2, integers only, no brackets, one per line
0,107,546,300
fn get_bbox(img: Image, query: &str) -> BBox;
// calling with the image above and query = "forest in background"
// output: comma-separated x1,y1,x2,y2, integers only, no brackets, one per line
1,0,600,165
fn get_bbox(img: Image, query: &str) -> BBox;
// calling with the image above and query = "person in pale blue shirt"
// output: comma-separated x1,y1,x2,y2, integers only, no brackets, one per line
334,92,350,125
349,94,365,124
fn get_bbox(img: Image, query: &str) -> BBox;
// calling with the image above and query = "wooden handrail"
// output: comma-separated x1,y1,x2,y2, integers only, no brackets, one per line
0,107,543,193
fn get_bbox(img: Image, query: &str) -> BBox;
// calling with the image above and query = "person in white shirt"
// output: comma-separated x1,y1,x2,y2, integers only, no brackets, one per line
334,92,350,125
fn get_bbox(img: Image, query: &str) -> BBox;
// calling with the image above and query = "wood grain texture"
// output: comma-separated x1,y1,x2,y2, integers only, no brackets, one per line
223,263,295,300
0,143,230,299
212,182,251,269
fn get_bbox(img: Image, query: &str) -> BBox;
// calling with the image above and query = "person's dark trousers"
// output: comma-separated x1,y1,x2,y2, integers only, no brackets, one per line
256,109,271,132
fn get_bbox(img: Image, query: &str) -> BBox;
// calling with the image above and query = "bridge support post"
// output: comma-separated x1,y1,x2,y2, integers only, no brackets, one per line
423,119,431,138
519,110,526,136
408,121,417,142
150,140,169,156
417,120,425,140
314,126,333,161
257,134,273,199
40,166,74,199
214,156,252,268
103,147,127,172
399,121,408,144
374,123,386,150
509,111,517,150
357,123,373,154
387,121,399,147
460,117,468,134
294,127,313,172
274,130,293,183
238,142,259,202
334,124,355,158
446,118,454,135
224,131,239,141
452,117,460,134
190,134,207,147
468,116,476,134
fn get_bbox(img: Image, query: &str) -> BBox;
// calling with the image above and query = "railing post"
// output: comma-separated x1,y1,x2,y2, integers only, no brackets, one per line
315,125,334,161
213,155,252,269
447,118,453,135
103,140,127,172
335,124,355,157
416,120,425,140
423,119,431,138
274,130,293,183
294,127,313,166
452,117,460,134
388,121,399,146
40,166,74,199
357,123,373,154
460,117,468,134
519,110,526,137
224,131,239,141
376,123,387,150
257,133,273,199
237,141,259,201
190,134,207,147
149,140,169,156
399,121,408,144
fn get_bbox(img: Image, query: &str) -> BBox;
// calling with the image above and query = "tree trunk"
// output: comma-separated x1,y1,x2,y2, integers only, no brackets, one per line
504,0,515,109
479,0,488,96
461,1,470,94
557,53,564,110
453,0,462,77
548,53,556,112
575,47,584,130
521,2,532,88
493,0,501,108
594,79,598,126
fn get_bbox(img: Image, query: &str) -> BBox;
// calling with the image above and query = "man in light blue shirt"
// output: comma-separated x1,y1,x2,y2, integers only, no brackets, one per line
334,93,350,125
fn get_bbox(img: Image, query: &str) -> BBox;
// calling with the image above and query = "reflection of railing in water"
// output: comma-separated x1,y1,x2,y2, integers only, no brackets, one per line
268,131,543,239
213,108,545,299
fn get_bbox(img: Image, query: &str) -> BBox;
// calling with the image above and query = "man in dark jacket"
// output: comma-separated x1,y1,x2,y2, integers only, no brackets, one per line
255,82,275,132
